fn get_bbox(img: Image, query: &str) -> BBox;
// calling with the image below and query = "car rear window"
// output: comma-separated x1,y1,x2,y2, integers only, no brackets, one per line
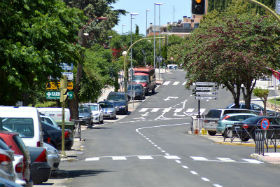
223,109,253,115
227,114,256,121
0,118,34,138
205,110,222,118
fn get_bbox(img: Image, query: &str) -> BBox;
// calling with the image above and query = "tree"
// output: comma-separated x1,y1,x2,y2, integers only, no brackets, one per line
184,0,280,108
253,87,269,115
0,0,84,105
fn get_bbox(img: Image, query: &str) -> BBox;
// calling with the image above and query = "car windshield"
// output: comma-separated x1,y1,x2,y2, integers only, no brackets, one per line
79,107,90,113
88,105,98,111
205,110,222,118
133,75,148,82
107,93,126,101
0,117,34,138
100,103,114,108
128,85,142,91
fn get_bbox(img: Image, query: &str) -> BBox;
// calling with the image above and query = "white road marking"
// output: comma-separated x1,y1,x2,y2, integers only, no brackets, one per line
173,81,180,85
200,108,206,114
217,157,236,162
182,81,186,85
85,157,100,161
165,155,181,160
175,160,181,164
191,156,208,161
138,156,154,160
112,156,127,160
242,159,263,164
163,81,170,85
151,108,160,112
174,108,183,113
201,177,210,182
139,108,149,112
163,108,172,113
182,165,188,169
190,171,198,175
186,108,195,113
213,184,223,187
142,112,149,116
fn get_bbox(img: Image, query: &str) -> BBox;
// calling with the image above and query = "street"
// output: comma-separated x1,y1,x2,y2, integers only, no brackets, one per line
53,69,280,187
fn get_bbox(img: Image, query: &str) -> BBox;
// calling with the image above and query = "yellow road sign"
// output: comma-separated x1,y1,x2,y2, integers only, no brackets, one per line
46,82,73,90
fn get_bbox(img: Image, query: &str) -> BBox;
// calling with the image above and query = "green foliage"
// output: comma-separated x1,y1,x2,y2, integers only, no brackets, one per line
253,87,269,100
0,0,84,105
34,101,57,108
184,0,280,105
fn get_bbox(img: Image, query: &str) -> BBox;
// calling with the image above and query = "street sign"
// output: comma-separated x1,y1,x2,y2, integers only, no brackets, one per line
276,0,280,15
61,72,73,81
195,82,217,86
46,82,73,90
195,96,217,100
60,63,73,71
195,87,215,91
195,92,217,95
261,118,270,130
46,91,74,100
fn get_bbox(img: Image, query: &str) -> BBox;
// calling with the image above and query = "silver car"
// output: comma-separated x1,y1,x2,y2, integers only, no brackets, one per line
99,101,117,119
0,141,15,182
44,143,60,171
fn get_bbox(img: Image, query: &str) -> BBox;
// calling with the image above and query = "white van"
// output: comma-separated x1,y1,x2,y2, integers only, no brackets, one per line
0,106,43,147
37,108,71,122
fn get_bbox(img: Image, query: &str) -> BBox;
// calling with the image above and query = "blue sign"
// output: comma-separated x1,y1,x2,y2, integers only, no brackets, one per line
60,63,73,71
261,118,270,130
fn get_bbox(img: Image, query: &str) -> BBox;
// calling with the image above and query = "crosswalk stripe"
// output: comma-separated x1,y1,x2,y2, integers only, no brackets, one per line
242,159,263,164
191,156,208,161
138,156,154,160
217,157,236,162
139,108,149,112
182,81,186,85
112,156,127,160
173,81,180,85
174,108,183,113
200,108,206,114
163,108,171,113
163,81,170,85
151,108,160,112
186,108,195,113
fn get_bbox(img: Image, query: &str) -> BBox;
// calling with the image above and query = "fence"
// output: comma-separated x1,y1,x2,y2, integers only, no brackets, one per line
255,129,280,155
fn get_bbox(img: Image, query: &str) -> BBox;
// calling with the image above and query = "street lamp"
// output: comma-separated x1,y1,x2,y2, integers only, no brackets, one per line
154,3,163,81
146,9,150,37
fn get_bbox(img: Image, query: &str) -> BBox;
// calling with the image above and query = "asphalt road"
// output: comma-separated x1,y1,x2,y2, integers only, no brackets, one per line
58,69,280,187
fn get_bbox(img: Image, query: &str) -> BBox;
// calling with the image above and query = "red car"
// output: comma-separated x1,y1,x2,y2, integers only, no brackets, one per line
0,131,32,186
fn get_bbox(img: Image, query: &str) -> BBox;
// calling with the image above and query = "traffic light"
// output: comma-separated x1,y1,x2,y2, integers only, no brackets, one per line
192,0,205,15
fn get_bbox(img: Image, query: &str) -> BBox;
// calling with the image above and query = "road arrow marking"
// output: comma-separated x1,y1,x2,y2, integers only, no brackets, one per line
164,96,179,101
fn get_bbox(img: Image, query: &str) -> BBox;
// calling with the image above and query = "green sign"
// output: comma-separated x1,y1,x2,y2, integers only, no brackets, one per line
46,91,74,100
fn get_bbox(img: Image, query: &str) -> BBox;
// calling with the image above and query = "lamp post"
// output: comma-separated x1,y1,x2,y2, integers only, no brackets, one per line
146,9,150,37
122,37,165,93
122,24,126,35
154,3,163,81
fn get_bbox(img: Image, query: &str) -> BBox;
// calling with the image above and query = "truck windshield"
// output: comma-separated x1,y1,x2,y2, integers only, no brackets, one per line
133,75,148,82
128,85,142,91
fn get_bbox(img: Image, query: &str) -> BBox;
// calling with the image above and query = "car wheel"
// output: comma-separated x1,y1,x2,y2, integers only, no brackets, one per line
223,128,232,138
208,131,216,136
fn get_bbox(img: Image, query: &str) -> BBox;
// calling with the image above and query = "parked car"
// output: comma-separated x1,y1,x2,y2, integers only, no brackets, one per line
98,101,117,119
226,102,278,116
216,113,258,138
0,132,32,186
41,120,73,150
232,116,280,142
40,115,60,128
78,106,92,126
0,106,43,147
107,92,129,114
127,84,145,100
37,107,71,122
27,146,51,184
81,103,104,124
43,143,60,171
0,139,15,182
203,108,257,136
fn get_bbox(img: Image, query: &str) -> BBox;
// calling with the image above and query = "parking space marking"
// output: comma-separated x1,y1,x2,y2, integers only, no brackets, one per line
174,108,183,113
151,108,160,112
139,108,149,112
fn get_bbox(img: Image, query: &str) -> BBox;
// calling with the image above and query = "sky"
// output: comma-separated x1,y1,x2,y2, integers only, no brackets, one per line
112,0,192,35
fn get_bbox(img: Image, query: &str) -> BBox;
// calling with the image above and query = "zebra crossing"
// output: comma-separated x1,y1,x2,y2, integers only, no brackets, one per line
162,81,187,86
84,155,263,164
138,107,206,115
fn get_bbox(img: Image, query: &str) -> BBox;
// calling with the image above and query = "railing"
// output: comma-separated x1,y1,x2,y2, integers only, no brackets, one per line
254,129,280,155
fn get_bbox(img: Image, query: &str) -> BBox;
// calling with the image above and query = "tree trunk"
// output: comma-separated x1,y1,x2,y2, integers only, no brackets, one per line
224,82,241,107
242,79,256,109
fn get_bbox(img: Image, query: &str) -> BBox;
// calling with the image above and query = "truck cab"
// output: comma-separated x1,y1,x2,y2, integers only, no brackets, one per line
132,67,156,95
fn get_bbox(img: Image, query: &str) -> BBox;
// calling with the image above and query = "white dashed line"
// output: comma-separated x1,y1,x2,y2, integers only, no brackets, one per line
202,177,210,182
112,156,127,160
191,156,208,161
139,108,149,112
213,184,223,187
151,108,160,112
175,160,181,164
138,156,154,160
165,155,181,160
190,171,198,175
85,157,100,161
217,157,235,162
182,165,188,169
186,108,195,113
242,159,263,164
163,81,170,85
